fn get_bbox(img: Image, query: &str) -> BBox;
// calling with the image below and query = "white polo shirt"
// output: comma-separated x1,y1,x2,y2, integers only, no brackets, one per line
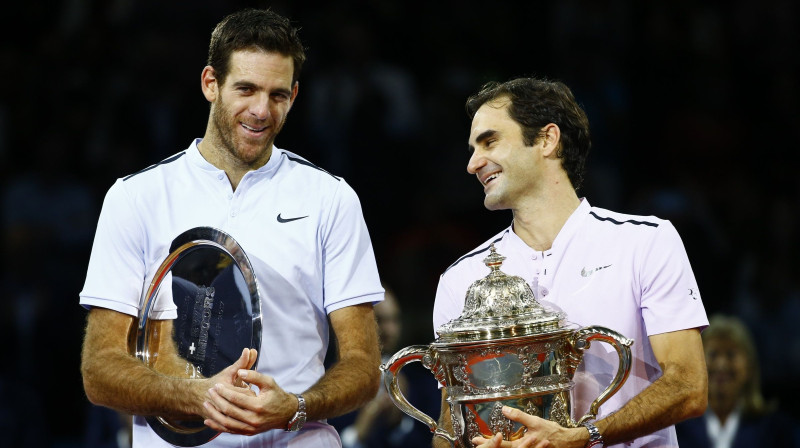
80,138,384,448
433,198,708,448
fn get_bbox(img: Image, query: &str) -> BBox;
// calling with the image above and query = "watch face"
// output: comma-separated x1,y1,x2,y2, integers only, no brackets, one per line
287,395,306,431
288,414,306,431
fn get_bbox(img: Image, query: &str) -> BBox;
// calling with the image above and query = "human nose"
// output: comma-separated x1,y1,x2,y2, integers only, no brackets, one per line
467,150,486,175
250,93,271,121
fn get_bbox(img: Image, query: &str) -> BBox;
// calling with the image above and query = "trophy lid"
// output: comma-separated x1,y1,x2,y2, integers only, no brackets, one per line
435,244,566,343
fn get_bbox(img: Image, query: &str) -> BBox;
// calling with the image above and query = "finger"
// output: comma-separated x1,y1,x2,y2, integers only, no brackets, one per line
202,401,257,435
246,348,258,369
517,434,540,448
237,368,277,390
218,349,252,383
205,388,254,427
209,383,258,414
502,406,541,427
236,348,252,369
472,432,504,447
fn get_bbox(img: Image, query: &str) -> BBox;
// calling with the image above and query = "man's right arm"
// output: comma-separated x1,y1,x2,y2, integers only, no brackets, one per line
80,307,255,418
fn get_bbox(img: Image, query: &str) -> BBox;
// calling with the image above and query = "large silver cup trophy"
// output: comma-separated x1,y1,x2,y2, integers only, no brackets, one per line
135,227,262,446
381,245,633,447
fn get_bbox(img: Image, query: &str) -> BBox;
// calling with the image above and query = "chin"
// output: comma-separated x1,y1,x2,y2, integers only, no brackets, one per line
483,195,507,211
234,142,271,163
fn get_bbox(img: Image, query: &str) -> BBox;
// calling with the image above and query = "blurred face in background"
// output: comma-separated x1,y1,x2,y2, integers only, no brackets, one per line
705,336,749,403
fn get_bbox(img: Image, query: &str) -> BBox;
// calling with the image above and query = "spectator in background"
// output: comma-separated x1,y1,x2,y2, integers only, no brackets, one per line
676,314,800,448
333,287,438,448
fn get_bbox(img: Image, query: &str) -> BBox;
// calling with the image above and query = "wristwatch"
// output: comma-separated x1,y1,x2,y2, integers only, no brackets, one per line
286,394,307,432
581,421,604,448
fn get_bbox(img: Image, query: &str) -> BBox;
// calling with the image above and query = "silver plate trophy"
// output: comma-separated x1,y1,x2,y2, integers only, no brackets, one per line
135,227,262,446
381,245,633,447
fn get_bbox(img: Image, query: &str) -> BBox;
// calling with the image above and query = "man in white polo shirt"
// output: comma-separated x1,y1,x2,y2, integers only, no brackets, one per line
79,8,383,447
432,78,708,448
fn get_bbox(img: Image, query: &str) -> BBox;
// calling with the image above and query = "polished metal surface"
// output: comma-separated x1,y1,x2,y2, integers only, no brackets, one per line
136,227,262,446
381,245,633,447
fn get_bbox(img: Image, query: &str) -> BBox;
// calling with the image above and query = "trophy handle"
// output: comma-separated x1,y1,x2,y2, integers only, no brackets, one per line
380,345,457,445
568,326,633,426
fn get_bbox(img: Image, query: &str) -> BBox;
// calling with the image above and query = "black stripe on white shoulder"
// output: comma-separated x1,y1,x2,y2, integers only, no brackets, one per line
123,152,187,181
284,154,339,181
443,230,509,274
589,211,658,227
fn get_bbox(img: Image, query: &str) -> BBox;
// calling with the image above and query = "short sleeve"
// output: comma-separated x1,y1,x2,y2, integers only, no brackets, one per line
320,180,384,313
79,179,174,318
639,221,709,335
433,275,462,338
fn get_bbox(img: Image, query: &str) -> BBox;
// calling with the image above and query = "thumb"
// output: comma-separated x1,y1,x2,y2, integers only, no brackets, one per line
233,348,251,369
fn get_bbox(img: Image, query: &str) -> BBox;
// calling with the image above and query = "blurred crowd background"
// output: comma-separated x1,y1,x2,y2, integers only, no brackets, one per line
1,0,798,446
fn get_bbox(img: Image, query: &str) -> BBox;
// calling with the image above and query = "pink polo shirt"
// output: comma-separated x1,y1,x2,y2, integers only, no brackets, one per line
433,198,708,448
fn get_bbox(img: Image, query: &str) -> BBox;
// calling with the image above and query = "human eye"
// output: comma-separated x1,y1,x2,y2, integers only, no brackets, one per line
236,85,254,95
271,91,291,102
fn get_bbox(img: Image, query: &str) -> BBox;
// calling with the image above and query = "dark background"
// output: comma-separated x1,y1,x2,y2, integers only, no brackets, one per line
1,0,798,446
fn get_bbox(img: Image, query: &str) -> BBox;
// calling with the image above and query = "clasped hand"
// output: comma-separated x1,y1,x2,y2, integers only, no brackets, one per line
199,348,297,435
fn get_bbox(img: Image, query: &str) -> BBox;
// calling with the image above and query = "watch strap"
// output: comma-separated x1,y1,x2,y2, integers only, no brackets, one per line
582,421,604,448
285,394,307,432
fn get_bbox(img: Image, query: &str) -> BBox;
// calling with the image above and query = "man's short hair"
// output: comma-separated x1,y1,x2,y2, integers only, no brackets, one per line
208,8,306,86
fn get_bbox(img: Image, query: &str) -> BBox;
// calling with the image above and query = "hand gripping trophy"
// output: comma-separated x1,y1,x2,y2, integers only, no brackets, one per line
380,245,633,447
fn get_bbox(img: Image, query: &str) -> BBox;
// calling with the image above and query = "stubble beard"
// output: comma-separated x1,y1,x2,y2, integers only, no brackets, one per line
210,93,278,167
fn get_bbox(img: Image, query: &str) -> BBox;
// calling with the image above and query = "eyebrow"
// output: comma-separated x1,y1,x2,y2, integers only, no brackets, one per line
468,129,497,152
231,80,258,89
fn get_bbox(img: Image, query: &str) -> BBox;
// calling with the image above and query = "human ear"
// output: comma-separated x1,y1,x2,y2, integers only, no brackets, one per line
200,66,218,102
540,123,561,158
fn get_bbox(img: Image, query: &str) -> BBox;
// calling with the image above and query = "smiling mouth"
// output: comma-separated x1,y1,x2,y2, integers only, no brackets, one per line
241,123,267,133
482,172,500,186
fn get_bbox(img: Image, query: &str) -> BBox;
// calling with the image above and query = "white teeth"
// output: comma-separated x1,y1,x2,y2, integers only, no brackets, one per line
242,123,264,132
484,174,498,185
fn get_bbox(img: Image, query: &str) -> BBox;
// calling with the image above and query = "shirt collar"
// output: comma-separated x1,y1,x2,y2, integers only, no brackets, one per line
187,138,281,178
507,197,591,254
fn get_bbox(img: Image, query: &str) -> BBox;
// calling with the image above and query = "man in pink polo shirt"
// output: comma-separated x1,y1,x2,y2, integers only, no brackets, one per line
432,77,708,448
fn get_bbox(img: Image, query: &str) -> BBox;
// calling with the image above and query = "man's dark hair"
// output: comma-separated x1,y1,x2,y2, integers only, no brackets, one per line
208,8,306,86
465,77,592,191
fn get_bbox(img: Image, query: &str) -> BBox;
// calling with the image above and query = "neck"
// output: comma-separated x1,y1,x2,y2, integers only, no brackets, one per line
709,393,739,426
511,187,581,252
197,131,273,192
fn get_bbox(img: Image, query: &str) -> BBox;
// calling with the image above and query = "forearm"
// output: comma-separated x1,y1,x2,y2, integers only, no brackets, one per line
595,362,707,445
82,346,204,417
298,303,381,422
81,308,206,418
302,352,380,421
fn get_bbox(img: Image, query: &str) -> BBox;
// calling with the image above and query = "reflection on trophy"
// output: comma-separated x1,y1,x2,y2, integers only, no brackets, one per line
134,227,262,447
380,245,633,447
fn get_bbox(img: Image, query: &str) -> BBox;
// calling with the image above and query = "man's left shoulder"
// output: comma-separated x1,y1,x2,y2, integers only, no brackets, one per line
586,206,670,235
278,149,341,185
